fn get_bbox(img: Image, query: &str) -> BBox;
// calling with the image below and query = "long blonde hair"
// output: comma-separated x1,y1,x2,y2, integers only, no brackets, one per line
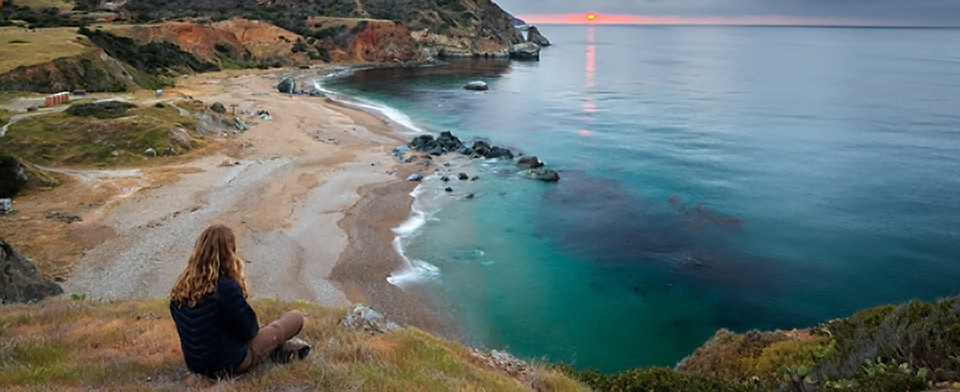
170,224,249,307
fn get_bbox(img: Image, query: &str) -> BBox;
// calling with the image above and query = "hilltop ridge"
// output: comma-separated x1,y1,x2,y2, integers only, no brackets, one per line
0,0,540,93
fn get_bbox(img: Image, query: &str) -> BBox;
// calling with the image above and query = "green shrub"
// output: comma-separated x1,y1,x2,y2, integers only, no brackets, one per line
557,365,753,392
0,154,26,198
65,101,137,119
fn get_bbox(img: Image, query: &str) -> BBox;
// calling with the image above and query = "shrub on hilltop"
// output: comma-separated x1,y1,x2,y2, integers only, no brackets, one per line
0,154,27,198
675,297,960,391
558,365,753,392
65,101,136,119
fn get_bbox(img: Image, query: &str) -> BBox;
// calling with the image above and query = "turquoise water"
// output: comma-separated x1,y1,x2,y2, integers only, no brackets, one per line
322,25,960,372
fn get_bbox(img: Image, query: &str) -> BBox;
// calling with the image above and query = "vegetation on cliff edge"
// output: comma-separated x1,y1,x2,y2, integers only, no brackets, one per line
0,297,586,391
673,297,960,391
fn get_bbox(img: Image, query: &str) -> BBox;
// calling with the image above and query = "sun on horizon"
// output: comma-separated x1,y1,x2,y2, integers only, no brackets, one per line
587,13,596,21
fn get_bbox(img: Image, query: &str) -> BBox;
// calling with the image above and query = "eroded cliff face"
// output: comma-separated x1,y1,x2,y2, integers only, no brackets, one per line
0,51,135,93
359,0,525,58
346,21,422,62
309,18,424,63
106,19,311,65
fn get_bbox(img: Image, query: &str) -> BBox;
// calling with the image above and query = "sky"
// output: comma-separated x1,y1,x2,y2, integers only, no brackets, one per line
497,0,960,26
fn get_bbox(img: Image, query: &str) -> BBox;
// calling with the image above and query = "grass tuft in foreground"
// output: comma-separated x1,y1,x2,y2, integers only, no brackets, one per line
0,298,587,391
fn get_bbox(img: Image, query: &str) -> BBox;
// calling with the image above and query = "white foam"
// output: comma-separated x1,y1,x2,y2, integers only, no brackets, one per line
387,236,441,287
392,214,426,237
313,79,427,135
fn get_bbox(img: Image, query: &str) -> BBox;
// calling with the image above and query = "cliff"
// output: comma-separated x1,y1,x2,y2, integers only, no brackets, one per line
117,0,526,59
0,0,542,92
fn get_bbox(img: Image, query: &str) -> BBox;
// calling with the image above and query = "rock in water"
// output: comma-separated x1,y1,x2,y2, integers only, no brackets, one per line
487,146,514,159
464,81,489,91
509,42,541,60
277,76,296,94
527,26,551,47
517,156,544,169
458,172,469,180
521,167,560,182
471,140,492,157
210,102,227,114
0,237,63,304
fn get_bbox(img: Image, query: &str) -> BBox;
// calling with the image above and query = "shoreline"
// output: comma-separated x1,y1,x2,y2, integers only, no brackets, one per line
1,63,464,342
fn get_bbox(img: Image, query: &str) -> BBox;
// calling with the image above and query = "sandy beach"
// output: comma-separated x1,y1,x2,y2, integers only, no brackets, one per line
1,67,454,334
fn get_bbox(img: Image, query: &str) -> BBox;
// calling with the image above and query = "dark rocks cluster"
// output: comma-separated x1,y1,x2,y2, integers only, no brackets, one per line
403,131,559,182
408,131,518,160
276,76,324,97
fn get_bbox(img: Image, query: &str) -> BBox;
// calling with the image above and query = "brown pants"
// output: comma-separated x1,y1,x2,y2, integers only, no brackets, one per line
234,310,304,374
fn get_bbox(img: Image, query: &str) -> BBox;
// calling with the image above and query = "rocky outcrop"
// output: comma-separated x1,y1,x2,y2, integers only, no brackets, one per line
0,238,63,304
509,42,540,60
406,131,560,181
527,26,551,47
399,0,525,58
339,305,399,335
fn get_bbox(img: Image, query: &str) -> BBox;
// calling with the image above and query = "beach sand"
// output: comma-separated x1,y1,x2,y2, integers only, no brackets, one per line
1,67,452,335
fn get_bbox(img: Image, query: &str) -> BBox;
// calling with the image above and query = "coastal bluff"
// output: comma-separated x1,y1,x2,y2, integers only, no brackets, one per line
0,0,544,93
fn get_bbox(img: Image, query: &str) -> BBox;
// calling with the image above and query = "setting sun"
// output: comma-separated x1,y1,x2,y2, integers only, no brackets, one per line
587,13,596,21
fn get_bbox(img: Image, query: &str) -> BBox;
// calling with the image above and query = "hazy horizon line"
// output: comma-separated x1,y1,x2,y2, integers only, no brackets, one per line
516,14,959,28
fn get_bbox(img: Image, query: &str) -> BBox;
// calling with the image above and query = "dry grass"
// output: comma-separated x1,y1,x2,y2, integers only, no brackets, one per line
10,0,75,12
0,298,588,391
0,27,93,73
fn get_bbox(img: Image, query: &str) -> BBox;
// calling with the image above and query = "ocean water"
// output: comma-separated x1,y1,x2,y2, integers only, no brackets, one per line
321,25,960,372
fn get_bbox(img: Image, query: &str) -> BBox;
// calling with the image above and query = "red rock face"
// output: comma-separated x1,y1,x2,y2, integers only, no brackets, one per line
113,19,308,64
347,21,423,62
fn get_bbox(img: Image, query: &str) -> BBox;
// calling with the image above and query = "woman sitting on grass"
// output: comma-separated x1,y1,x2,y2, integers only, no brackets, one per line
170,224,311,378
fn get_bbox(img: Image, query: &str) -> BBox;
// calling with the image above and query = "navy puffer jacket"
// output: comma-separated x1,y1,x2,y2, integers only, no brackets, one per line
170,277,259,378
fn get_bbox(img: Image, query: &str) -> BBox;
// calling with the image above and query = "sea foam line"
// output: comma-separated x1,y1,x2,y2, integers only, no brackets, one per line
314,72,452,288
313,79,428,136
387,184,442,287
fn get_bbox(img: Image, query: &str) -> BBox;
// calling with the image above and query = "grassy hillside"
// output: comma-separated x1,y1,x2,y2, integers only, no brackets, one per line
0,101,201,167
0,298,586,391
0,26,92,74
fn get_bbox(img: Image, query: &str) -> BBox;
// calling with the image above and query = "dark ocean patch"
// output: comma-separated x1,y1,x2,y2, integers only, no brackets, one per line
534,171,817,329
